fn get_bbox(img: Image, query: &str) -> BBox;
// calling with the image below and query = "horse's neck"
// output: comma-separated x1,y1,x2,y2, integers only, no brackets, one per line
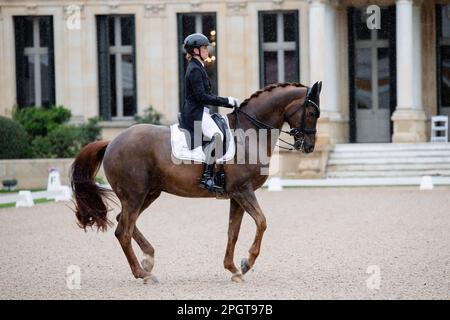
243,86,306,129
230,86,306,158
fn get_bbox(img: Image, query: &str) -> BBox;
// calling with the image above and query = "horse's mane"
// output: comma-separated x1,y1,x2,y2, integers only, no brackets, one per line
240,82,308,108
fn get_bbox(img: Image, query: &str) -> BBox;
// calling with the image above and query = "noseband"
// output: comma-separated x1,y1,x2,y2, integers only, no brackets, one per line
233,97,320,151
285,98,320,135
285,98,320,150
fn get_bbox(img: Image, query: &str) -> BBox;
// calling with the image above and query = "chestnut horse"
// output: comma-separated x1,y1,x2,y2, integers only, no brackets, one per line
70,81,322,283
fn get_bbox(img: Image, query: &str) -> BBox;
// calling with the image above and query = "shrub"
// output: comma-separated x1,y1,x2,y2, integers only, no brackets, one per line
13,105,72,137
31,122,101,158
46,125,82,158
78,117,102,147
30,136,54,158
0,116,29,159
134,106,163,125
10,106,102,158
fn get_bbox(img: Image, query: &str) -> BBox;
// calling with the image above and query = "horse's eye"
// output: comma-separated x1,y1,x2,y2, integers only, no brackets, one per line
308,112,315,117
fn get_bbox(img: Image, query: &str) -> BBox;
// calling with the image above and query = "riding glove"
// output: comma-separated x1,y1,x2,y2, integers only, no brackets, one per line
227,97,240,108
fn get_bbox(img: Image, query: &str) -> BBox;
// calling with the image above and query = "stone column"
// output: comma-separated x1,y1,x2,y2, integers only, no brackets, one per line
309,0,345,145
141,4,168,119
391,0,427,142
221,2,248,109
61,5,85,123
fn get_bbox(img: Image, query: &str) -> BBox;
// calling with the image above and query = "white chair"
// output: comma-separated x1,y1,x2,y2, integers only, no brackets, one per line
430,116,448,142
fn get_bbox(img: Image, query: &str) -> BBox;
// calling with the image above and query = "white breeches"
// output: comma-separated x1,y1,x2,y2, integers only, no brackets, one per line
201,107,224,141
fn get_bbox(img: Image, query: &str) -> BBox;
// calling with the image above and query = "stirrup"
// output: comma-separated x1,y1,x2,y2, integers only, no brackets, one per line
199,175,224,193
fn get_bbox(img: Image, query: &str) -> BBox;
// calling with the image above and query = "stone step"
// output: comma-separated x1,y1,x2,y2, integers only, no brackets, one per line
327,163,450,172
329,150,450,159
326,143,450,179
263,177,450,187
328,157,450,165
327,170,450,178
333,143,450,152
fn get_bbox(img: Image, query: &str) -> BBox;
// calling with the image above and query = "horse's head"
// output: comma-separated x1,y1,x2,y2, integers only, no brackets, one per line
284,81,322,153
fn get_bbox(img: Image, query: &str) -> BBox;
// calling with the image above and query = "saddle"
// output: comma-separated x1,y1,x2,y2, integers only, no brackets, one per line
171,113,235,199
171,112,235,163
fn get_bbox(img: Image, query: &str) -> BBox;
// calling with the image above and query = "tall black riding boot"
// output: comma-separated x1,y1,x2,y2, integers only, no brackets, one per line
199,134,224,193
199,162,216,192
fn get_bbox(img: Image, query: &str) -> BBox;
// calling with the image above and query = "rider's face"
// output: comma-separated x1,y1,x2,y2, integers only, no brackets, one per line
194,46,209,60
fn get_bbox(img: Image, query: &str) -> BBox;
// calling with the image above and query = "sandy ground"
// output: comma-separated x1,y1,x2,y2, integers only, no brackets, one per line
0,187,449,300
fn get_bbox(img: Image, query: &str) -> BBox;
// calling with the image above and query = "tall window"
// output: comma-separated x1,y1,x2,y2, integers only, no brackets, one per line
14,16,55,107
97,15,136,120
437,5,450,115
177,13,217,112
259,11,299,87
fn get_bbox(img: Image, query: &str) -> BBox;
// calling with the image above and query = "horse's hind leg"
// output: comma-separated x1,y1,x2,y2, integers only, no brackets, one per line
116,190,161,281
133,191,161,274
115,196,150,280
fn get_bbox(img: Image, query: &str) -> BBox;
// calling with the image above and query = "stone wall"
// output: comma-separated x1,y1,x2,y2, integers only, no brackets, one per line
0,149,329,190
276,146,330,179
0,159,106,189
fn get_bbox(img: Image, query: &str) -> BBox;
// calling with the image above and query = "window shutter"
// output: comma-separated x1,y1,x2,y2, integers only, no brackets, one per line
131,17,137,115
97,16,112,120
14,17,26,108
258,12,264,88
47,16,56,106
347,7,356,143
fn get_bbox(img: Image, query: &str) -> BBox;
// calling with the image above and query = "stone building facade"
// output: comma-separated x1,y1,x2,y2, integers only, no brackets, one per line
0,0,449,178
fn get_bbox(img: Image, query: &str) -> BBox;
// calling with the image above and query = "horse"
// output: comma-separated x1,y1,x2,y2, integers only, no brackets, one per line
70,81,322,283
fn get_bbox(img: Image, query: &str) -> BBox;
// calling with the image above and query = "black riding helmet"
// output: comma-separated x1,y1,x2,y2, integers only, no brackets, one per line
183,33,210,56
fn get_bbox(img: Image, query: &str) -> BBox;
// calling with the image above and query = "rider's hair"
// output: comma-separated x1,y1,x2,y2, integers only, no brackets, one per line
185,52,193,61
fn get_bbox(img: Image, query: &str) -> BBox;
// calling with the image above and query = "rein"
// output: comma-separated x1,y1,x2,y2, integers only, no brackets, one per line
232,98,320,151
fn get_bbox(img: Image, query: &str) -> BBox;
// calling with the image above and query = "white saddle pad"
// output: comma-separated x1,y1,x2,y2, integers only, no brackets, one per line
170,115,235,163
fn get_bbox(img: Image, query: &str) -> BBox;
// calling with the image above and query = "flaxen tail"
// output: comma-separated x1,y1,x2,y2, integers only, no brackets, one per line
70,140,112,231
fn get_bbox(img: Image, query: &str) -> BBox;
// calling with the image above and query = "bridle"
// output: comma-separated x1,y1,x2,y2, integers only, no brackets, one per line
233,97,320,151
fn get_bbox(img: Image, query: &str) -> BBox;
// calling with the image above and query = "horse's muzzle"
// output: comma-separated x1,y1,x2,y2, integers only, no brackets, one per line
303,145,315,153
295,139,314,153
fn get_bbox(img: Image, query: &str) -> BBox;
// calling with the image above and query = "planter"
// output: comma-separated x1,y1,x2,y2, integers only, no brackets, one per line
2,179,18,191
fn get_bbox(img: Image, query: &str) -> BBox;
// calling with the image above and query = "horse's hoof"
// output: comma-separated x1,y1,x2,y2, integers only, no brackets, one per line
141,255,154,273
143,275,159,284
241,258,251,274
231,273,244,283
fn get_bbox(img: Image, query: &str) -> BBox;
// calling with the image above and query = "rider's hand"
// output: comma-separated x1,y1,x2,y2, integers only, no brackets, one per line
227,97,240,108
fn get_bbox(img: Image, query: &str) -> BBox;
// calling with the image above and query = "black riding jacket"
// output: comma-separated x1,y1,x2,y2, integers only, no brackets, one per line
181,58,232,149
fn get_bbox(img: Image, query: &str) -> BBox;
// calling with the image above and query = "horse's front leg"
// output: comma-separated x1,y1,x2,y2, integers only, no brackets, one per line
224,198,245,282
231,188,267,276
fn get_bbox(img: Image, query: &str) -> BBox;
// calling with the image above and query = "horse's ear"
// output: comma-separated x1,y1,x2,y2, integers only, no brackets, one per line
308,81,319,98
318,81,323,95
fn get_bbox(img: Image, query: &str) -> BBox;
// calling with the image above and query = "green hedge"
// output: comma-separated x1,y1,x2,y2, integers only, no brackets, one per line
134,105,163,125
13,105,71,137
0,116,29,159
0,106,102,159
